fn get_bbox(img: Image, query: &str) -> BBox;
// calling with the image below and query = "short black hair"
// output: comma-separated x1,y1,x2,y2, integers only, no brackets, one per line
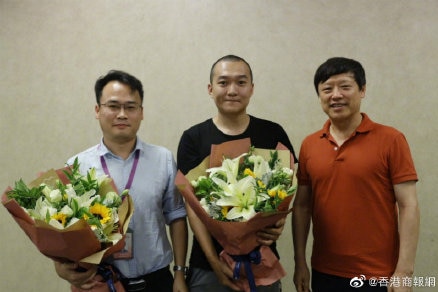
94,70,144,104
314,57,366,94
210,55,253,83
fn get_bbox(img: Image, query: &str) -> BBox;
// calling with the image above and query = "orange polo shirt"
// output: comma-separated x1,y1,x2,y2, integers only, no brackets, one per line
297,113,418,278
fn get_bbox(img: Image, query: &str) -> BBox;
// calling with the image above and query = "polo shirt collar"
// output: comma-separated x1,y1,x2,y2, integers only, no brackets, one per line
320,113,375,138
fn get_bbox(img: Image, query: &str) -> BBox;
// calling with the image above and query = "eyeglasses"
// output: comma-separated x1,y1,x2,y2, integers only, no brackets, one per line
100,102,142,114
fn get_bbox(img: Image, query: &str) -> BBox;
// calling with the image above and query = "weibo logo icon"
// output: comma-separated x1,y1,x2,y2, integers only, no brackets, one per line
350,275,366,288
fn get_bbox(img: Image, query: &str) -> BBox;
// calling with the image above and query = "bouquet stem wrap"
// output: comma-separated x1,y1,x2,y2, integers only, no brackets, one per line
176,138,295,292
232,247,261,291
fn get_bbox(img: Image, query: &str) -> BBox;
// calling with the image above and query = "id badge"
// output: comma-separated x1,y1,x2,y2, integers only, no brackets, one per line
113,228,133,259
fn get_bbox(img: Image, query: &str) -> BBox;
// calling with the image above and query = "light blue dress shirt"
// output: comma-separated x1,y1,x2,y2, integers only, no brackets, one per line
67,138,186,278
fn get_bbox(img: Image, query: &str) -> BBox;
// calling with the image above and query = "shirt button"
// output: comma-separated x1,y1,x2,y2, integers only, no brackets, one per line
334,147,338,151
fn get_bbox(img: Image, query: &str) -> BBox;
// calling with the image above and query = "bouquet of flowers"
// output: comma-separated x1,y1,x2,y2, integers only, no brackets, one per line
176,138,296,292
2,158,133,264
191,146,296,222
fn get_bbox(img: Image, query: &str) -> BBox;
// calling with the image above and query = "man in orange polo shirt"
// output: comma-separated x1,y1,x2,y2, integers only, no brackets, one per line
292,57,419,292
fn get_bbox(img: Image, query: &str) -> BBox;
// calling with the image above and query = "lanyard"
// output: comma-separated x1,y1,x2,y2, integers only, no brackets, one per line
100,149,140,190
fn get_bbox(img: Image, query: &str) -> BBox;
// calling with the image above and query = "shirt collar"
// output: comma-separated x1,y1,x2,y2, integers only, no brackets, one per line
98,137,143,158
320,113,375,138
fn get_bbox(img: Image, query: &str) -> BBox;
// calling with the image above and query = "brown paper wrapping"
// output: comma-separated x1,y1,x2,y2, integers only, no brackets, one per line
175,138,295,291
2,168,134,264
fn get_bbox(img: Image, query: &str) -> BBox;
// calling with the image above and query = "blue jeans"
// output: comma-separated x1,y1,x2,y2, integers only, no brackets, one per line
188,267,282,292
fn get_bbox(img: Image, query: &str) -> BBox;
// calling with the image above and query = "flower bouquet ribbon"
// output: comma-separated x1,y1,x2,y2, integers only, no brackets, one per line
2,162,134,265
175,138,296,292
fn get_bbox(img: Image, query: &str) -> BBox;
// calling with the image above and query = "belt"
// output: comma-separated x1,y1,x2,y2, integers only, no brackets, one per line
121,266,170,289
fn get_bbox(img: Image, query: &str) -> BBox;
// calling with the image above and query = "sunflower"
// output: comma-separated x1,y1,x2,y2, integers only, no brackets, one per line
51,213,67,227
89,203,112,225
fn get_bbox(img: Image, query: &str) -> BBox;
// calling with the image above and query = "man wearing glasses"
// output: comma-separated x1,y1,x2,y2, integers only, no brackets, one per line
54,70,189,292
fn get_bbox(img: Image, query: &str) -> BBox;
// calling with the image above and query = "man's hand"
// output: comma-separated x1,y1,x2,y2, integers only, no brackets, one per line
173,271,189,292
210,258,242,291
53,261,98,289
293,261,311,292
256,218,285,246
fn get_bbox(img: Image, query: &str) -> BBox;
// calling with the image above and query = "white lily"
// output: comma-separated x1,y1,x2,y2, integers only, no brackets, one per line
214,175,260,221
69,189,98,209
41,184,52,198
60,205,74,217
64,184,77,199
96,173,110,185
207,153,247,184
110,208,120,225
281,167,294,177
199,198,210,214
48,189,63,203
248,154,272,179
66,217,80,227
191,176,207,188
48,219,65,229
102,191,121,207
30,197,57,220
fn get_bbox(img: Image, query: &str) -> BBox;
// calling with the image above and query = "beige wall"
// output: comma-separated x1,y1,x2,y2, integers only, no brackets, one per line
1,0,437,291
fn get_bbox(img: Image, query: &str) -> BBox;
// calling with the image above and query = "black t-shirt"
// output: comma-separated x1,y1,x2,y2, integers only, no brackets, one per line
177,115,298,270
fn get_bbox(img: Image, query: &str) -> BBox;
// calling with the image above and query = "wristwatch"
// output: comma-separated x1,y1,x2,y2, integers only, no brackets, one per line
173,265,189,276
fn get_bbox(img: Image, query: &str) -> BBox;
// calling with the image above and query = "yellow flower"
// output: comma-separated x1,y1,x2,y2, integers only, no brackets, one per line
278,189,287,200
51,213,67,227
89,203,112,225
244,168,255,178
221,206,230,217
257,180,266,188
268,189,277,197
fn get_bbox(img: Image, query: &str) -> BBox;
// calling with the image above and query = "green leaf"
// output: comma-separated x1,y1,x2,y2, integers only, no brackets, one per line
7,179,45,209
